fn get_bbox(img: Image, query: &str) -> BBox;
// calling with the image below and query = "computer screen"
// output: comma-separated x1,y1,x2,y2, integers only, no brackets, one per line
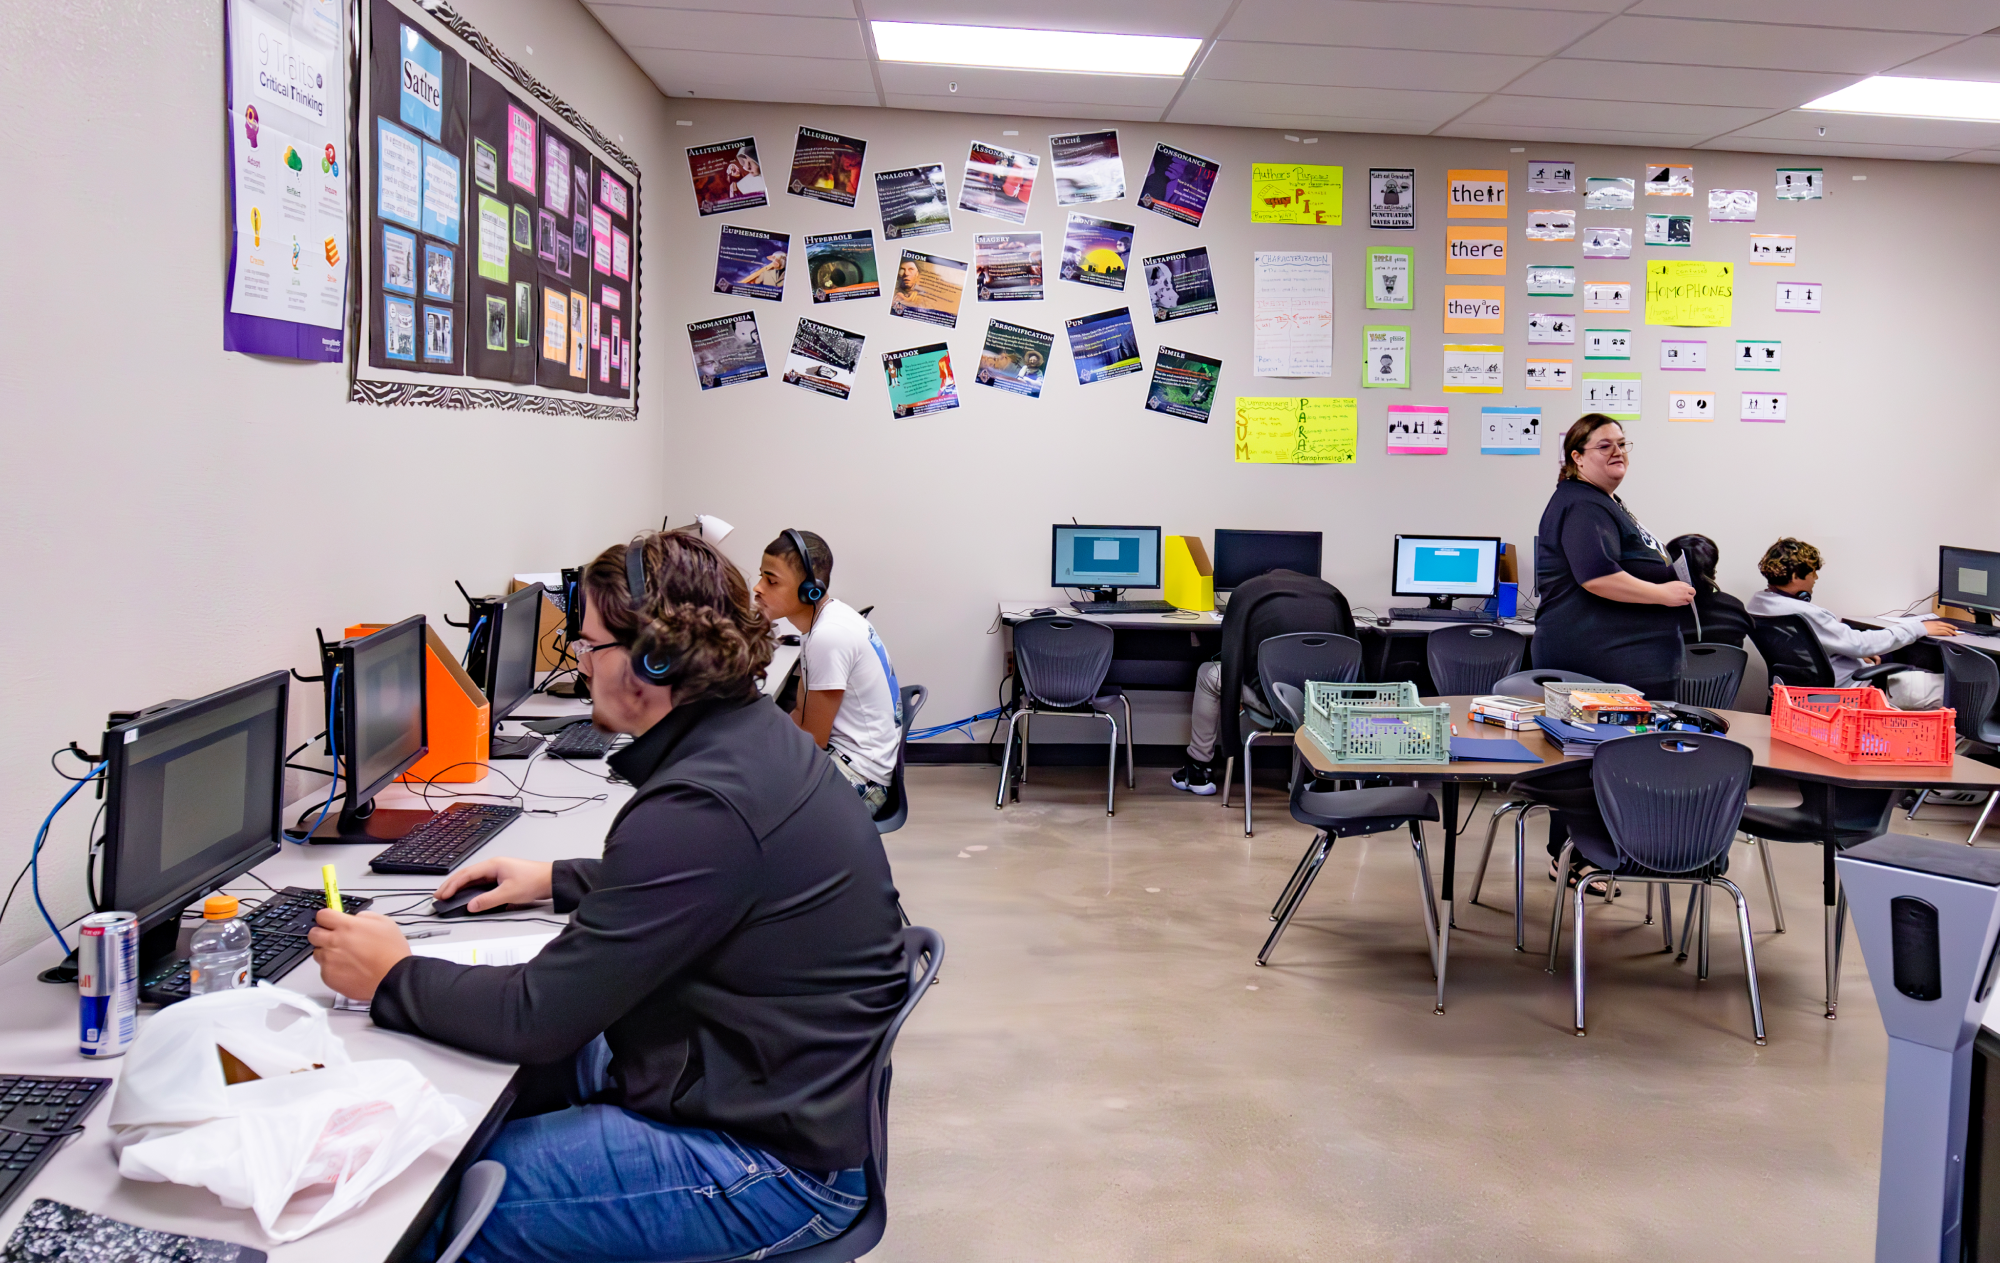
1212,530,1323,592
1392,535,1502,599
485,583,544,724
1942,545,2000,616
100,672,288,934
341,615,428,804
1051,525,1162,590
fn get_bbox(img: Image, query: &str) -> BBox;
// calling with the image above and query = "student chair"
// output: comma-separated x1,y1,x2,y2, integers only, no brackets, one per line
779,925,946,1263
1546,733,1766,1044
1907,642,2000,845
1488,668,1599,702
874,684,927,836
1426,624,1526,697
434,1160,507,1263
997,617,1132,815
1747,614,1915,699
1677,643,1749,709
1222,632,1363,837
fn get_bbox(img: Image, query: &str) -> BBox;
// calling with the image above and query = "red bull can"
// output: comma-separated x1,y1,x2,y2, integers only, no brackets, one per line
78,912,138,1059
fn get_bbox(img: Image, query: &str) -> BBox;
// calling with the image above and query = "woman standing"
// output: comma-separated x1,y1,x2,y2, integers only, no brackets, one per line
1533,415,1694,700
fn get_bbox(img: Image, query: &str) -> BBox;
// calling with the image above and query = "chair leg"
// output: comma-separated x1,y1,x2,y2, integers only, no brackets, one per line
1270,833,1322,921
1714,877,1769,1046
1120,695,1135,789
1572,875,1591,1036
1410,821,1447,1012
1828,884,1849,1018
1546,841,1576,972
1907,788,1931,820
1757,834,1787,933
1219,755,1235,809
1258,833,1331,966
1469,801,1524,907
1103,714,1118,816
1243,732,1260,837
1659,879,1675,953
1676,886,1699,964
1645,885,1654,925
994,711,1021,809
1513,809,1528,952
1697,883,1712,981
1971,792,1999,847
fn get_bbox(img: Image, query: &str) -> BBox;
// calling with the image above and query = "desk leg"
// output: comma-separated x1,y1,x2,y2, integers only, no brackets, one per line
1823,841,1839,1020
1436,781,1459,1015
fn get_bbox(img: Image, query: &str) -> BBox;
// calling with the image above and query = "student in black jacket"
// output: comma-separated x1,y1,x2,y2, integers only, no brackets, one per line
1666,532,1753,649
310,530,906,1263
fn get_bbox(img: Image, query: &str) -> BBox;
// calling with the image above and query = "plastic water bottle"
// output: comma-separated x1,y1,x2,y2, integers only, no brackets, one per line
188,895,253,994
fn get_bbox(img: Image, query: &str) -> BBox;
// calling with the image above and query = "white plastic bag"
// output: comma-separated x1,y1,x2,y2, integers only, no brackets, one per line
107,984,467,1242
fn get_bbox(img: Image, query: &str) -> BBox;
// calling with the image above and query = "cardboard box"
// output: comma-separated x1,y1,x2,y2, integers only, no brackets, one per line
345,622,489,784
506,579,571,671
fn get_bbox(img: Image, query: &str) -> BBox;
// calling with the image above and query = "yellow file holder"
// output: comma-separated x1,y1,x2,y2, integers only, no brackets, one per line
1164,535,1215,612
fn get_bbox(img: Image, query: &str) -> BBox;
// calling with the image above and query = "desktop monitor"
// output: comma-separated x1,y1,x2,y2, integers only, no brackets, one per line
1051,525,1162,598
1392,535,1502,609
312,614,430,841
484,582,546,758
1941,545,1999,625
99,671,289,969
1213,530,1323,593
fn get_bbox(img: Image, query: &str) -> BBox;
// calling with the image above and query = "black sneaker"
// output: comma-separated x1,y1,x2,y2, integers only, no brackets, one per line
1171,763,1218,796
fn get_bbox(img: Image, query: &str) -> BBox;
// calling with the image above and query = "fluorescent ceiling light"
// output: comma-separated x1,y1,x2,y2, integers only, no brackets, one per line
870,21,1201,77
1802,76,2000,122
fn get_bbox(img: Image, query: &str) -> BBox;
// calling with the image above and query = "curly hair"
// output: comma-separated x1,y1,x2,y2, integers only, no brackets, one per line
1758,537,1823,587
583,530,775,703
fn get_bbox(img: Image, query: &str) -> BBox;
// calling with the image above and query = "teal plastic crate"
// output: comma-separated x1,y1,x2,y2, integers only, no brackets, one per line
1303,680,1450,764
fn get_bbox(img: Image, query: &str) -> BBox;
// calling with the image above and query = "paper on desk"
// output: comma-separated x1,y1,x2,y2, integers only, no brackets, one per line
330,932,559,1011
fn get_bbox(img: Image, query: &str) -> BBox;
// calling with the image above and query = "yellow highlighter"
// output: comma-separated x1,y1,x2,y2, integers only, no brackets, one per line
321,864,342,913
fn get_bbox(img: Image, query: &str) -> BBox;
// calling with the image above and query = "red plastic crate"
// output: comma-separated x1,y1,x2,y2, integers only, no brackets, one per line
1768,684,1956,766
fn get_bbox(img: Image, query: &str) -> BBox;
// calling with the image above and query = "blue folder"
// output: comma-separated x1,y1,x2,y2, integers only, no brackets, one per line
1449,736,1541,762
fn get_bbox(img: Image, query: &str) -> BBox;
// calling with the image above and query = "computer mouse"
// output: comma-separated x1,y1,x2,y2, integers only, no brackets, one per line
1375,616,1392,627
1030,607,1058,617
431,880,509,919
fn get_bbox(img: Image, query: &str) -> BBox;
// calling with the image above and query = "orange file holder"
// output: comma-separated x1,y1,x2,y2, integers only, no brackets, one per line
344,622,490,784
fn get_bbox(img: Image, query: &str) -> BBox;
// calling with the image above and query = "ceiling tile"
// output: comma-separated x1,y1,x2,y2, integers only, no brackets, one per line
1222,0,1608,56
1163,105,1442,134
877,64,1180,107
587,0,856,16
1888,33,2000,79
862,0,1221,38
1695,135,1970,159
1625,0,2000,36
1722,107,2000,147
879,94,1166,121
1456,94,1774,134
1433,121,1710,146
1171,77,1486,124
589,5,865,56
1199,42,1538,92
1561,17,1958,74
1512,59,1857,108
629,48,878,95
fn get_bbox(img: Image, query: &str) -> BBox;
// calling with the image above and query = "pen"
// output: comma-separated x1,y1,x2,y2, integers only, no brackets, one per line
320,864,342,912
403,929,446,941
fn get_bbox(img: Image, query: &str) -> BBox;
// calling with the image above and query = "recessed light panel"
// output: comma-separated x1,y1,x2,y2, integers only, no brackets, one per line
870,21,1201,77
1803,76,2000,123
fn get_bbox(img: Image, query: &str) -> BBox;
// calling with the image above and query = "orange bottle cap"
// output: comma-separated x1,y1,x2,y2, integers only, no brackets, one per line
203,894,240,920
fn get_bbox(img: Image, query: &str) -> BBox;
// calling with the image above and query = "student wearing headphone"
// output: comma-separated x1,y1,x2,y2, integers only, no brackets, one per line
1747,536,1956,709
309,530,905,1263
755,529,902,815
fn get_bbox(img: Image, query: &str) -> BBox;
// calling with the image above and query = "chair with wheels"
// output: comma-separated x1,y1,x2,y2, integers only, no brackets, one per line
1426,624,1527,697
434,1160,508,1263
1907,642,2000,844
1545,733,1766,1044
874,684,927,836
1677,643,1748,709
1748,613,1916,697
997,618,1131,815
1222,632,1362,836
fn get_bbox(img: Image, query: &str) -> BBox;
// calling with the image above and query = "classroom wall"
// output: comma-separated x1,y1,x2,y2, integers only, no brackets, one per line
658,100,2000,745
0,0,670,964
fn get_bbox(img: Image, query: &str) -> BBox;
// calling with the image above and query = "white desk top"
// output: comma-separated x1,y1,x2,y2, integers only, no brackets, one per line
1849,615,2000,655
997,600,1221,630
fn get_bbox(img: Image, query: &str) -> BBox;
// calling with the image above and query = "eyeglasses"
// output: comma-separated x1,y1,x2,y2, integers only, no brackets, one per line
1584,439,1635,455
569,638,622,672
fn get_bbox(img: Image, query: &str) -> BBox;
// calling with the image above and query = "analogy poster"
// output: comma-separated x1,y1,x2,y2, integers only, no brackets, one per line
1251,163,1342,225
1645,260,1733,326
1145,347,1222,422
1366,247,1413,309
1060,214,1133,290
959,141,1038,224
688,311,767,389
974,232,1044,301
1363,326,1408,388
875,164,952,239
976,320,1054,398
788,127,867,206
1442,345,1503,393
1138,143,1219,227
782,317,864,400
1050,130,1125,205
687,137,767,215
889,250,967,328
713,225,788,300
1369,168,1415,230
1481,406,1542,455
883,343,958,417
804,230,879,303
1233,397,1357,464
1142,248,1216,322
1065,308,1144,384
1387,404,1449,455
1252,251,1333,377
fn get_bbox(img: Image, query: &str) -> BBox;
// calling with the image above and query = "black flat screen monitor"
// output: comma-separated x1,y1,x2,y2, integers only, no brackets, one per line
313,615,429,841
1942,546,2000,622
1050,525,1162,594
100,671,289,940
485,583,544,725
1212,530,1323,592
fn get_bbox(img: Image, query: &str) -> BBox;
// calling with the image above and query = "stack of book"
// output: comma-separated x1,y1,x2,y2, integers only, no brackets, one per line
1469,695,1545,730
1532,715,1646,757
1566,690,1651,727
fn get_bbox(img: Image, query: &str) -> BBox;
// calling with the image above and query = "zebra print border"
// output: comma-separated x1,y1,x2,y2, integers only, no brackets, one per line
349,378,638,418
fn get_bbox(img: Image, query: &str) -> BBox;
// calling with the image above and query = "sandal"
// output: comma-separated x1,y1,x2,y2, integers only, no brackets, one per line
1548,856,1619,898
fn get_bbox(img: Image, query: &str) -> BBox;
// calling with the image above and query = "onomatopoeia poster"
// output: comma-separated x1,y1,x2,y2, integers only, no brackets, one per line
1234,397,1357,464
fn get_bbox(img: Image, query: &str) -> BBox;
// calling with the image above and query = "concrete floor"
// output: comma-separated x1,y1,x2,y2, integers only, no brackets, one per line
875,765,1995,1262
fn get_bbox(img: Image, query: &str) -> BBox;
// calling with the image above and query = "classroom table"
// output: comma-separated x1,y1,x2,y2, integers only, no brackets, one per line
1292,697,2000,1017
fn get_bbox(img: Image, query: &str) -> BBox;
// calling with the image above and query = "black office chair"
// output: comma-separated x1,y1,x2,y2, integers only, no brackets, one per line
1426,624,1526,696
778,926,945,1263
874,684,927,836
1908,642,2000,845
1547,733,1765,1044
1748,614,1914,700
1223,632,1363,836
997,618,1132,815
1489,668,1599,701
1467,668,1601,942
1677,643,1749,709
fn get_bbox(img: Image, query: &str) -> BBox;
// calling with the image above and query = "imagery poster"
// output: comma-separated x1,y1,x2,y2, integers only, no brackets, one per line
805,230,879,303
782,318,863,400
974,232,1044,301
889,250,967,329
1059,214,1133,290
959,141,1039,224
224,0,349,359
1142,248,1216,323
976,319,1054,399
713,225,788,300
1065,308,1144,385
1233,397,1357,464
1252,251,1333,378
883,343,959,417
1137,143,1219,227
687,136,767,215
688,311,767,389
875,164,952,240
1050,130,1125,206
1369,168,1415,230
1145,347,1221,422
788,126,867,206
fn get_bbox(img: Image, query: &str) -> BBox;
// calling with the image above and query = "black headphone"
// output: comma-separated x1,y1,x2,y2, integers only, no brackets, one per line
624,538,675,685
786,528,827,605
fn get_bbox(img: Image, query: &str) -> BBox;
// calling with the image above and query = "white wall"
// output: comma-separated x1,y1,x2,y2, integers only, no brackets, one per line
654,101,2000,743
0,0,672,963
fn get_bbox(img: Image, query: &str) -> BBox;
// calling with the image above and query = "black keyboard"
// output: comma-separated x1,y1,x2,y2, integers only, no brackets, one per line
1075,600,1178,615
546,721,617,759
1940,617,1997,634
0,1076,110,1213
1389,606,1498,623
142,886,374,1004
369,802,522,875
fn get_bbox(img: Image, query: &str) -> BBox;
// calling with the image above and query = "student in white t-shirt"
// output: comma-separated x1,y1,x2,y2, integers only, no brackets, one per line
754,530,902,814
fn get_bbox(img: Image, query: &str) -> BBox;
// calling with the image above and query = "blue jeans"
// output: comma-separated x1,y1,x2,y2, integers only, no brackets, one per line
455,1039,866,1263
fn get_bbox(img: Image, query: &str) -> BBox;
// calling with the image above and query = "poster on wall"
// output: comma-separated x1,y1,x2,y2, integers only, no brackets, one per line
782,318,863,400
224,0,349,360
1141,249,1216,323
976,320,1054,399
687,137,766,215
1050,130,1125,206
1137,143,1219,227
355,0,640,415
788,127,867,206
